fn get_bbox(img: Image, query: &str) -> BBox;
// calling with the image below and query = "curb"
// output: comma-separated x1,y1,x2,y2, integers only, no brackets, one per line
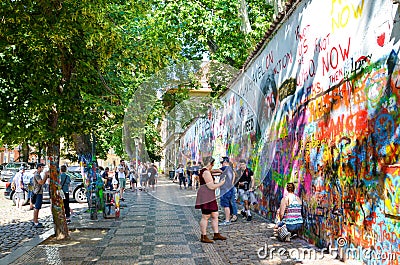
0,227,54,265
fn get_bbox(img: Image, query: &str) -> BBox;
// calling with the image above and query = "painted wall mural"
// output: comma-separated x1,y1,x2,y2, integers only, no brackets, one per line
180,0,400,263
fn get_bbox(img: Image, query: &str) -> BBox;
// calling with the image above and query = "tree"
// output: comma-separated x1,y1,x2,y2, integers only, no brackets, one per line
0,0,131,239
0,0,275,239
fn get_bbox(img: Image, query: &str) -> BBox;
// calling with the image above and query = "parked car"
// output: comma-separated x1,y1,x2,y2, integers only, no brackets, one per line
0,162,35,182
4,170,87,205
67,171,87,203
0,163,6,172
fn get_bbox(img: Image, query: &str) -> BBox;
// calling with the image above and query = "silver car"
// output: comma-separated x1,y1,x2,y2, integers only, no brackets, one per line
4,170,87,205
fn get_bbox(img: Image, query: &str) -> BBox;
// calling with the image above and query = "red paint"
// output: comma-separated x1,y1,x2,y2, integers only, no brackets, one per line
377,33,385,47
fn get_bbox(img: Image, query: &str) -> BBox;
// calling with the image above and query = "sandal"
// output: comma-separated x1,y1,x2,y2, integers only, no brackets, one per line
230,215,238,222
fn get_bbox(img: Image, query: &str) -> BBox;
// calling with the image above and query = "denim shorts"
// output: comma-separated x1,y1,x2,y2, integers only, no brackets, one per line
220,189,233,207
286,223,303,233
34,194,43,210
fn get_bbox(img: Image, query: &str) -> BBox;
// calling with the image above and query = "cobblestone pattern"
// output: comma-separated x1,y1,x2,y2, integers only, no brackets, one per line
0,181,88,260
5,177,353,264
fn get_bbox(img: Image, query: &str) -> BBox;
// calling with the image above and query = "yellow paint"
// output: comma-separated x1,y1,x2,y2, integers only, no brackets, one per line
331,0,365,33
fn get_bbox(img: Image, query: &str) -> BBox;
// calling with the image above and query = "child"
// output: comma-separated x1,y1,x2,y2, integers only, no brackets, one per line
112,179,121,218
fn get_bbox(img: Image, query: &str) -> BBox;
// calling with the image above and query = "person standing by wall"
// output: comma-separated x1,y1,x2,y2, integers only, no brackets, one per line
218,157,236,225
59,165,71,223
32,163,48,228
13,166,25,211
229,161,238,222
147,163,157,192
195,156,227,243
176,164,186,189
139,163,148,191
237,159,254,221
191,161,200,190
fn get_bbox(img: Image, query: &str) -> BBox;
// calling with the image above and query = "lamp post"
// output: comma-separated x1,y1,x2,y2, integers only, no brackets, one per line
17,145,22,162
134,137,139,173
4,144,8,163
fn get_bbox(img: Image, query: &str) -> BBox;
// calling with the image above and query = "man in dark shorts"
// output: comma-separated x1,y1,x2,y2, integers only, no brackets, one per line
32,163,48,228
147,163,157,192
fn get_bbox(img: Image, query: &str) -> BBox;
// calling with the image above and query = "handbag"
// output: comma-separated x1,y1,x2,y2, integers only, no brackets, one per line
277,223,291,241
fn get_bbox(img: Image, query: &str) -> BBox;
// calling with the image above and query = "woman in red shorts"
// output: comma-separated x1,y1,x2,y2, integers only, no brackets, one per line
195,156,227,243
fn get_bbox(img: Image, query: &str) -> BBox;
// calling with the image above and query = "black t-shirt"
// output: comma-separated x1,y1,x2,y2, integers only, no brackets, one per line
102,171,112,186
191,165,199,175
147,167,157,179
238,168,253,190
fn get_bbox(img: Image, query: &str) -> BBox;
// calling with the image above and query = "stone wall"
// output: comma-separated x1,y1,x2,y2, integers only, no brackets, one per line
179,0,400,263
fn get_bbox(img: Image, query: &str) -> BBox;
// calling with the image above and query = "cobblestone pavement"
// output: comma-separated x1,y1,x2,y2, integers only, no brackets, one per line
0,181,87,260
2,177,359,265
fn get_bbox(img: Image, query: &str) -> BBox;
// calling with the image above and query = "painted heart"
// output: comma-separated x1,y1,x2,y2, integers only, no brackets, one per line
377,33,385,47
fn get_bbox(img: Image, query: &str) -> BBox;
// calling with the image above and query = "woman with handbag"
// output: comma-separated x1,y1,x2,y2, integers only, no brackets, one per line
195,156,227,243
277,183,303,241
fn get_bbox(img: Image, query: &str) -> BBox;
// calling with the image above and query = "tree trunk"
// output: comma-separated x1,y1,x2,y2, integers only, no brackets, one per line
47,109,69,240
239,0,252,34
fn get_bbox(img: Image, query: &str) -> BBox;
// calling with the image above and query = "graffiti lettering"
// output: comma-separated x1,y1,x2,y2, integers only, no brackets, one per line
315,33,331,53
273,52,293,75
329,68,344,85
252,63,265,85
331,0,365,32
296,24,311,64
308,82,351,121
265,51,274,71
322,38,351,76
317,110,368,140
297,59,316,87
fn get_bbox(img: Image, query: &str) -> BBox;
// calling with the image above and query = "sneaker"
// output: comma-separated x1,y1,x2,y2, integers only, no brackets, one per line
230,215,238,222
219,221,231,226
241,210,246,217
66,219,71,224
120,198,125,201
34,223,44,228
246,215,252,221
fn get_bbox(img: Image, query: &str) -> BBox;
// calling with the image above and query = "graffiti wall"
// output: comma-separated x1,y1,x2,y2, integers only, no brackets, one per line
180,0,400,263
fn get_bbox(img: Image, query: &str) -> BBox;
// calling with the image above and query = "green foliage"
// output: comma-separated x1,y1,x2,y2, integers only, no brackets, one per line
0,0,274,162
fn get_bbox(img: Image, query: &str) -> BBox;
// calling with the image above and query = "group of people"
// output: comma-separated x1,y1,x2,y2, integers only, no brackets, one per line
101,160,159,199
12,159,160,228
174,161,201,190
12,163,69,228
194,156,303,244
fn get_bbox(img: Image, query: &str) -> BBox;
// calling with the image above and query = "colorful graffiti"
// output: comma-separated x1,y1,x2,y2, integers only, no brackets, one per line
180,0,400,264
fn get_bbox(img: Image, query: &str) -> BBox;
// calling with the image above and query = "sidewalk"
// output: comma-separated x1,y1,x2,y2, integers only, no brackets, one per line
4,176,355,265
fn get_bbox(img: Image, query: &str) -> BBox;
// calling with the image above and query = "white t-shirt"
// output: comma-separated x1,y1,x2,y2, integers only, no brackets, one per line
117,166,126,179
